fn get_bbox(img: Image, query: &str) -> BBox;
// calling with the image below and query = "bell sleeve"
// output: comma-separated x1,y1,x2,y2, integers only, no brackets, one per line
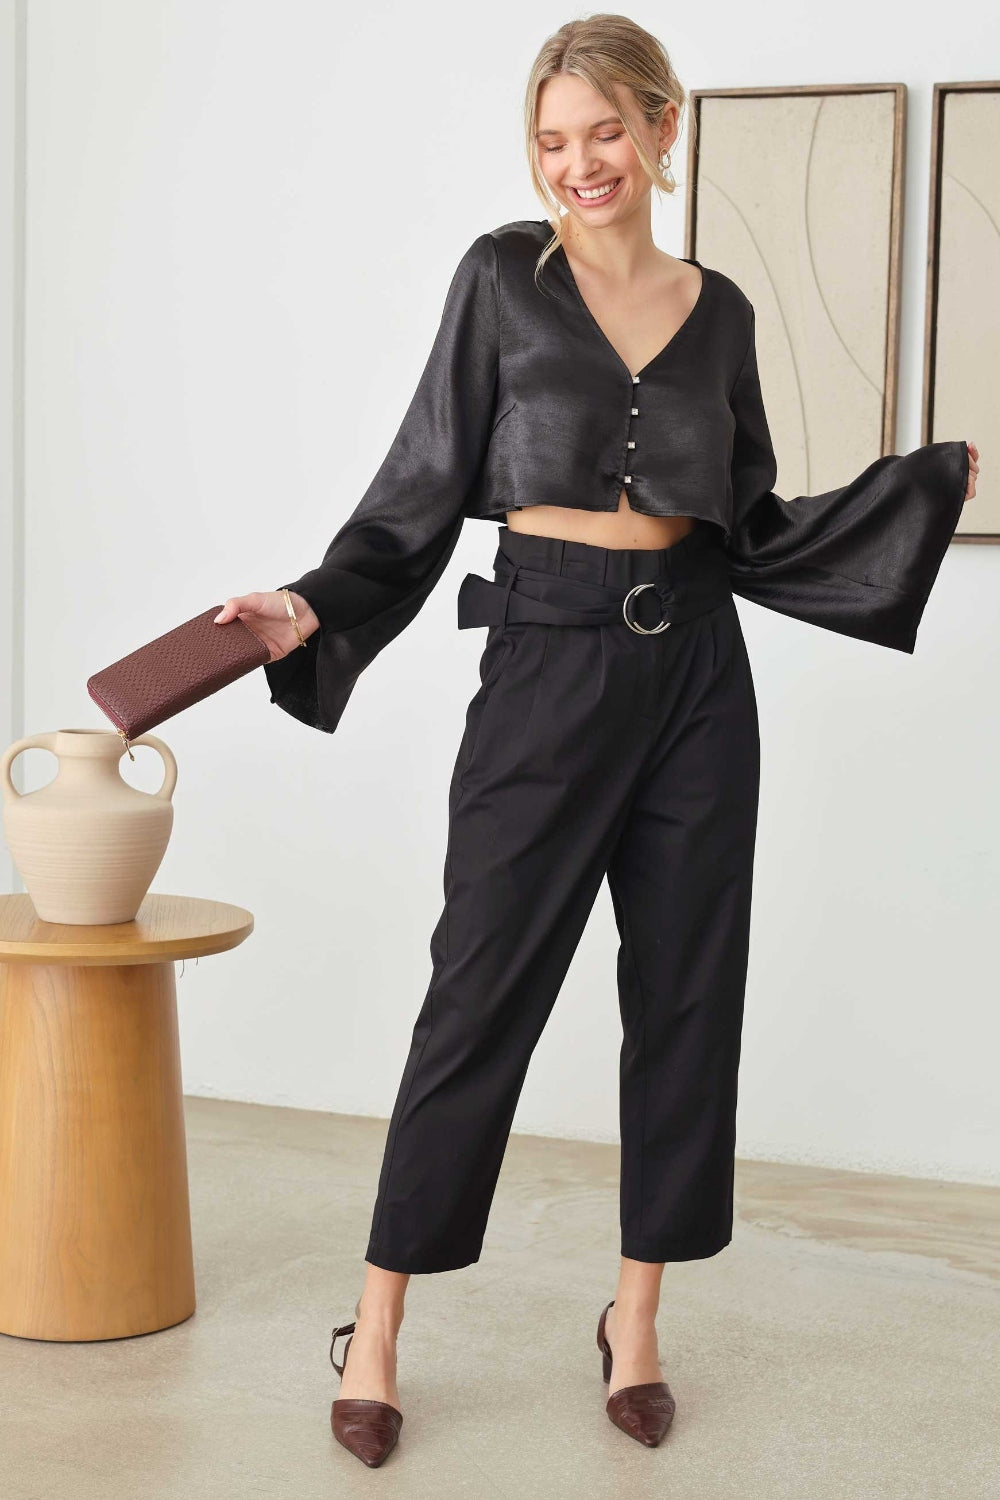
263,231,501,732
723,307,969,653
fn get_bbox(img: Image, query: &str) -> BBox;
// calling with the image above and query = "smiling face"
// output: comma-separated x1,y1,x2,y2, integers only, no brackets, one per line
534,72,677,229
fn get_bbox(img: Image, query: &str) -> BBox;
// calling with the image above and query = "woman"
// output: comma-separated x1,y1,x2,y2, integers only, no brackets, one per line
214,15,978,1469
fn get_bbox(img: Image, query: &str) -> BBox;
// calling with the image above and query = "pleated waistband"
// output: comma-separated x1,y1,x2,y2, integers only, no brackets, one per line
457,522,732,634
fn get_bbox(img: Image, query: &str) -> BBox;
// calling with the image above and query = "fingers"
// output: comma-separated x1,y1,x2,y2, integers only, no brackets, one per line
214,591,282,625
214,596,251,624
964,440,980,502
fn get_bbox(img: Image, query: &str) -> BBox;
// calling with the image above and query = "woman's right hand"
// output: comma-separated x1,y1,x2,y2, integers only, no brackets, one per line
213,590,320,663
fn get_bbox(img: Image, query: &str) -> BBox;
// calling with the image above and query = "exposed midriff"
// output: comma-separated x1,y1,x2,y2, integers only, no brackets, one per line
505,491,699,551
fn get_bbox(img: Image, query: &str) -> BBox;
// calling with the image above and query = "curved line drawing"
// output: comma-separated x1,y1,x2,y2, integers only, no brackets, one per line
942,170,1000,246
804,96,884,400
700,172,811,490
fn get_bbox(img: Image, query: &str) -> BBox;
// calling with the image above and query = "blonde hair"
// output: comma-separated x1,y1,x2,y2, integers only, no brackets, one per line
523,14,693,287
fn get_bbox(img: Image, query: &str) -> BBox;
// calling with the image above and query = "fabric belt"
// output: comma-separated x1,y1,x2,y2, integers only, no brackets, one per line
457,547,733,635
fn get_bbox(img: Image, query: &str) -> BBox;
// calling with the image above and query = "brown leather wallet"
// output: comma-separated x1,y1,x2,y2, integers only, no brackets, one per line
87,605,271,760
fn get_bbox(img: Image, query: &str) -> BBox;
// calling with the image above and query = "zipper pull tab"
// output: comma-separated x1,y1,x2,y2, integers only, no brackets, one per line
118,727,135,762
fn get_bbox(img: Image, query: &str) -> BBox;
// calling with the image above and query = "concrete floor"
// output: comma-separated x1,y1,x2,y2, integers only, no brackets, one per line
2,1096,997,1499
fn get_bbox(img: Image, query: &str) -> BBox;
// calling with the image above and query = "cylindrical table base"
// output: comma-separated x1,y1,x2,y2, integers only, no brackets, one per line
0,960,195,1341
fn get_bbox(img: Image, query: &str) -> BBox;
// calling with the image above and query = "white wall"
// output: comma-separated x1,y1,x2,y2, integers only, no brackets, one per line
6,0,998,1186
0,1,25,891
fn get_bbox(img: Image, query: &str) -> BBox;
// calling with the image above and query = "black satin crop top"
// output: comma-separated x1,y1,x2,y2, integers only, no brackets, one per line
427,219,745,527
262,217,970,735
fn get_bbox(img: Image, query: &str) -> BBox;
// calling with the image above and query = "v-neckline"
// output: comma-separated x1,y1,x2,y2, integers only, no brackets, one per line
554,243,708,381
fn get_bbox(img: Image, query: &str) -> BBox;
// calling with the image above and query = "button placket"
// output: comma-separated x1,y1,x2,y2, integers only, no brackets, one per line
623,373,640,488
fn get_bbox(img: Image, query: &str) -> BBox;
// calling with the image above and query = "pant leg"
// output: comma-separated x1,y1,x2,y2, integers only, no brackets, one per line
365,615,662,1274
606,595,761,1262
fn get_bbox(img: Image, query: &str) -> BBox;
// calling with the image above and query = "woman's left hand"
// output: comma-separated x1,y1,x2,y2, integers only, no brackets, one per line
965,440,979,501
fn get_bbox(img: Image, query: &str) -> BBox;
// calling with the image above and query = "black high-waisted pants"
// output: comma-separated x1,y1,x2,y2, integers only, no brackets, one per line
364,522,760,1273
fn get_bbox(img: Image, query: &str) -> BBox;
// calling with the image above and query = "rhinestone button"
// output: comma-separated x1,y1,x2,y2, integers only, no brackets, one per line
632,375,640,384
623,475,632,484
631,407,639,416
627,440,635,449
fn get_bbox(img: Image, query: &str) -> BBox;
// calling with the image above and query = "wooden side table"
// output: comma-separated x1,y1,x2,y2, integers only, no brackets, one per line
0,892,253,1342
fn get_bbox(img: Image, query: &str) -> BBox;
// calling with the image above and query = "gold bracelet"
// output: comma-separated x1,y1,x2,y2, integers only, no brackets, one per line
281,588,308,649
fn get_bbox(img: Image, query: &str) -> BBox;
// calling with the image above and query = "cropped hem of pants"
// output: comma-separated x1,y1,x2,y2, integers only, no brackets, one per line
364,522,760,1275
366,1231,735,1276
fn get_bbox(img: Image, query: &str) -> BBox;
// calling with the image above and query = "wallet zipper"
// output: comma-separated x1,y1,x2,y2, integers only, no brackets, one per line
87,683,136,761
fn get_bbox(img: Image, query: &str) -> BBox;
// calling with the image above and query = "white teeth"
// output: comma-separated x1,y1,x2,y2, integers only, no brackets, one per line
575,179,620,200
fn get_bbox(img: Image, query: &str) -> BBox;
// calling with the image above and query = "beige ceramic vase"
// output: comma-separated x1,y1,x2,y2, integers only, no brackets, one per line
1,728,177,925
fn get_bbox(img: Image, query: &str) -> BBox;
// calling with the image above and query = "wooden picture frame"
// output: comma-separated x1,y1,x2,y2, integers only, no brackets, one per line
684,84,906,508
923,79,1000,543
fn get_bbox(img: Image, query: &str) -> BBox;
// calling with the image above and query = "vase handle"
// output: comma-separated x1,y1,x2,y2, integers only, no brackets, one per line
125,734,178,803
0,733,58,805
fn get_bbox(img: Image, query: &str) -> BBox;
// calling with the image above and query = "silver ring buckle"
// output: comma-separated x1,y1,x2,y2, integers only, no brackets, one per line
622,581,672,635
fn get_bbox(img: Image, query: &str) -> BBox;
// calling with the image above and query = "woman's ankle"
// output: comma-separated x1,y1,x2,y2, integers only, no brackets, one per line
607,1299,658,1336
358,1265,409,1333
356,1290,405,1335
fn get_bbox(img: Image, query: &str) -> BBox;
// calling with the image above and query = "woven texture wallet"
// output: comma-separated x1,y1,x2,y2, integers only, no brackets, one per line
87,605,271,757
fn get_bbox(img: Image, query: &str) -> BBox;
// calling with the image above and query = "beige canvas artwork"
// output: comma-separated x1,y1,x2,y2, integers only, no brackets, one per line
686,86,905,510
925,83,1000,542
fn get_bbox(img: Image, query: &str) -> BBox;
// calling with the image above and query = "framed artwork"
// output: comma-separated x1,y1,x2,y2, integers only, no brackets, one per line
924,79,1000,543
685,84,906,509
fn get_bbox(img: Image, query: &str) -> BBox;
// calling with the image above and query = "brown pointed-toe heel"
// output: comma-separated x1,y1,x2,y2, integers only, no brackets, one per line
597,1298,676,1447
329,1315,403,1468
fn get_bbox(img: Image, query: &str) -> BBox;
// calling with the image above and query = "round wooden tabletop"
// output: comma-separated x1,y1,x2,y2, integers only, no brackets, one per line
0,892,254,966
